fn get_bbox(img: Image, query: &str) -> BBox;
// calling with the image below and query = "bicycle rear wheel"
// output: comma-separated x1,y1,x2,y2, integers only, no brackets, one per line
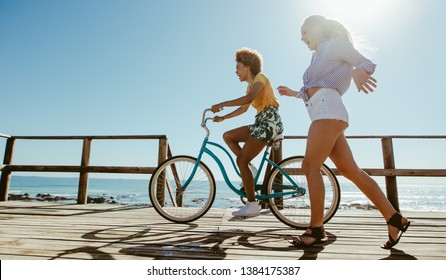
267,156,340,229
149,155,216,223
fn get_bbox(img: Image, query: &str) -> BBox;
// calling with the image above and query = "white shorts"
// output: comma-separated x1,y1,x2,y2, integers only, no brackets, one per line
306,88,349,124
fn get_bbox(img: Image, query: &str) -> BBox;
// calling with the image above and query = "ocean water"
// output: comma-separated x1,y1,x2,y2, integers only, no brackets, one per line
6,175,446,212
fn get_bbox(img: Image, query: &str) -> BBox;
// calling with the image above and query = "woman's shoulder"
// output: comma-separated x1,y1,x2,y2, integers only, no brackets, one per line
323,37,356,56
254,73,269,84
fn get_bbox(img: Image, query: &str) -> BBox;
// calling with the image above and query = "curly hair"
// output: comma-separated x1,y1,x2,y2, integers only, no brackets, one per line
235,47,263,76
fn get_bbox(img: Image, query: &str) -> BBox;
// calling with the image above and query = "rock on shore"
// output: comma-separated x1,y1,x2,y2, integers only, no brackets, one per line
340,203,377,210
8,193,116,204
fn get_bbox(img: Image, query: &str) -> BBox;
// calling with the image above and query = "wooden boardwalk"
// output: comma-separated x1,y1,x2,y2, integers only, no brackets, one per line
0,202,445,260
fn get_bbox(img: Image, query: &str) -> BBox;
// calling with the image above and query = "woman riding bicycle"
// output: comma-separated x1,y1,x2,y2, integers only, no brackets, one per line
211,47,284,217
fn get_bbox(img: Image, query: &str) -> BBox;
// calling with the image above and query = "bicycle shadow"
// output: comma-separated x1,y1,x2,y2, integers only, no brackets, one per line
49,223,199,260
117,226,338,260
48,220,418,260
119,228,243,259
120,227,315,259
56,223,331,260
214,227,338,260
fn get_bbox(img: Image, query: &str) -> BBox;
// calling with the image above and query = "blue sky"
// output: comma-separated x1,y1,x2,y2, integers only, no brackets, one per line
1,0,445,182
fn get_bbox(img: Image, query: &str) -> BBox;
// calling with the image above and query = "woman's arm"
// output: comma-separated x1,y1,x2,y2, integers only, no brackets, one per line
211,81,264,113
213,104,250,122
334,38,378,93
211,81,264,122
352,68,377,94
335,38,376,74
277,86,300,97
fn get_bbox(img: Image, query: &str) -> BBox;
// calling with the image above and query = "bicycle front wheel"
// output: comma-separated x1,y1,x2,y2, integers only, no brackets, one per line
149,156,216,223
267,156,340,229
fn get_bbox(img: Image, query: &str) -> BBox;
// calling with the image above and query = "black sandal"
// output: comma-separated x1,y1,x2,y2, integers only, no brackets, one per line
288,226,328,247
381,212,411,249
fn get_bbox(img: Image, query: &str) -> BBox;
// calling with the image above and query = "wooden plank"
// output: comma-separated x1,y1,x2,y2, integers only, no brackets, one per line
0,202,445,260
4,165,155,174
10,135,167,140
284,135,446,140
78,138,92,204
381,138,399,211
333,168,446,177
393,169,446,176
362,168,446,177
7,165,445,177
0,138,15,201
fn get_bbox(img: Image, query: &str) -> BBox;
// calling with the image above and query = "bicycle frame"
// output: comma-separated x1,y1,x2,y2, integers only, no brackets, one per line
182,109,301,200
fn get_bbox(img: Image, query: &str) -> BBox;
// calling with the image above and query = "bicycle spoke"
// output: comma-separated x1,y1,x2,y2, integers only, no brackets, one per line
267,156,340,228
149,156,216,223
164,175,177,207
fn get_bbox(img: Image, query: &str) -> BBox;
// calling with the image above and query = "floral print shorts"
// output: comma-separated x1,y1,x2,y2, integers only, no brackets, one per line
249,106,284,142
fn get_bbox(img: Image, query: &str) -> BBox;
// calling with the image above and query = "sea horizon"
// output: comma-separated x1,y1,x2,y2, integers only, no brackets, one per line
4,175,446,212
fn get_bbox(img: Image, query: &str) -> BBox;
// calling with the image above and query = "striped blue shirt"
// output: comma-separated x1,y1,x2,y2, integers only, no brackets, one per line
301,37,376,98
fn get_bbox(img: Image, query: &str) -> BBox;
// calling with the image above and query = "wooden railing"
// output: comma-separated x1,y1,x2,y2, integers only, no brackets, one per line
279,135,446,211
1,134,445,210
0,134,172,204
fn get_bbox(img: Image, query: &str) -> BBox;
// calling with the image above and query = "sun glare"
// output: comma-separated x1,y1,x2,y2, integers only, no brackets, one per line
321,0,399,27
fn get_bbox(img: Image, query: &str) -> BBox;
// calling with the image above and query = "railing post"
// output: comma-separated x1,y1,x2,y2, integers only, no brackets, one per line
381,137,400,212
261,142,283,208
273,141,283,167
78,138,92,204
156,137,168,205
272,141,283,208
158,137,168,165
0,138,15,201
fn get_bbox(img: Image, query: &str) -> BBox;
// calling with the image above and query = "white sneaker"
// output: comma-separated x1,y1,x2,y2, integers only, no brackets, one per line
232,201,260,217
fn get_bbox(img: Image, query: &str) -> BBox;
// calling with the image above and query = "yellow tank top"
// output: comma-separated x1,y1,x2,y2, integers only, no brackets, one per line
247,73,280,113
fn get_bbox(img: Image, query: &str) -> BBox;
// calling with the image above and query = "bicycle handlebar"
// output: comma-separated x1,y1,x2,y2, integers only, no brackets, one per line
201,108,213,126
201,108,215,138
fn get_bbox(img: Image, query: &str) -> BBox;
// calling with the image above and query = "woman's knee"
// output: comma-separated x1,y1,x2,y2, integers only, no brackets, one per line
223,131,234,144
301,158,322,177
337,165,365,182
236,153,250,168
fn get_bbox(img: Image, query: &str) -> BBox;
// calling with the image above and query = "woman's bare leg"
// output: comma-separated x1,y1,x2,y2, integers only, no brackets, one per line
329,134,409,242
222,126,251,156
295,119,347,244
222,126,266,201
303,119,348,227
237,136,267,201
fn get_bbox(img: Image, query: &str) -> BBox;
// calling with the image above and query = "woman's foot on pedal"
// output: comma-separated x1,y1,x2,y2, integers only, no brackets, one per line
232,201,260,217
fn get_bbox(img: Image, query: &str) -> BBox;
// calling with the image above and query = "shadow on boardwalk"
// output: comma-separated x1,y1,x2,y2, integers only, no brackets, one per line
0,202,443,260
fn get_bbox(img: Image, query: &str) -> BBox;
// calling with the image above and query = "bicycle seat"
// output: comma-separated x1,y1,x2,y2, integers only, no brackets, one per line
267,134,283,149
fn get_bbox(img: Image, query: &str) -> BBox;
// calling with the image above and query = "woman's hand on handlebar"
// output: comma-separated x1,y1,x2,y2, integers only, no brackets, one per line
211,104,223,113
213,116,224,123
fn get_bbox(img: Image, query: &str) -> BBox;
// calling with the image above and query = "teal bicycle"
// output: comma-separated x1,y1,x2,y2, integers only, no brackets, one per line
149,109,340,228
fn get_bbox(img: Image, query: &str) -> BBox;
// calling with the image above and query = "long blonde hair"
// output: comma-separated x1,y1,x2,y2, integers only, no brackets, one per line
302,15,353,44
